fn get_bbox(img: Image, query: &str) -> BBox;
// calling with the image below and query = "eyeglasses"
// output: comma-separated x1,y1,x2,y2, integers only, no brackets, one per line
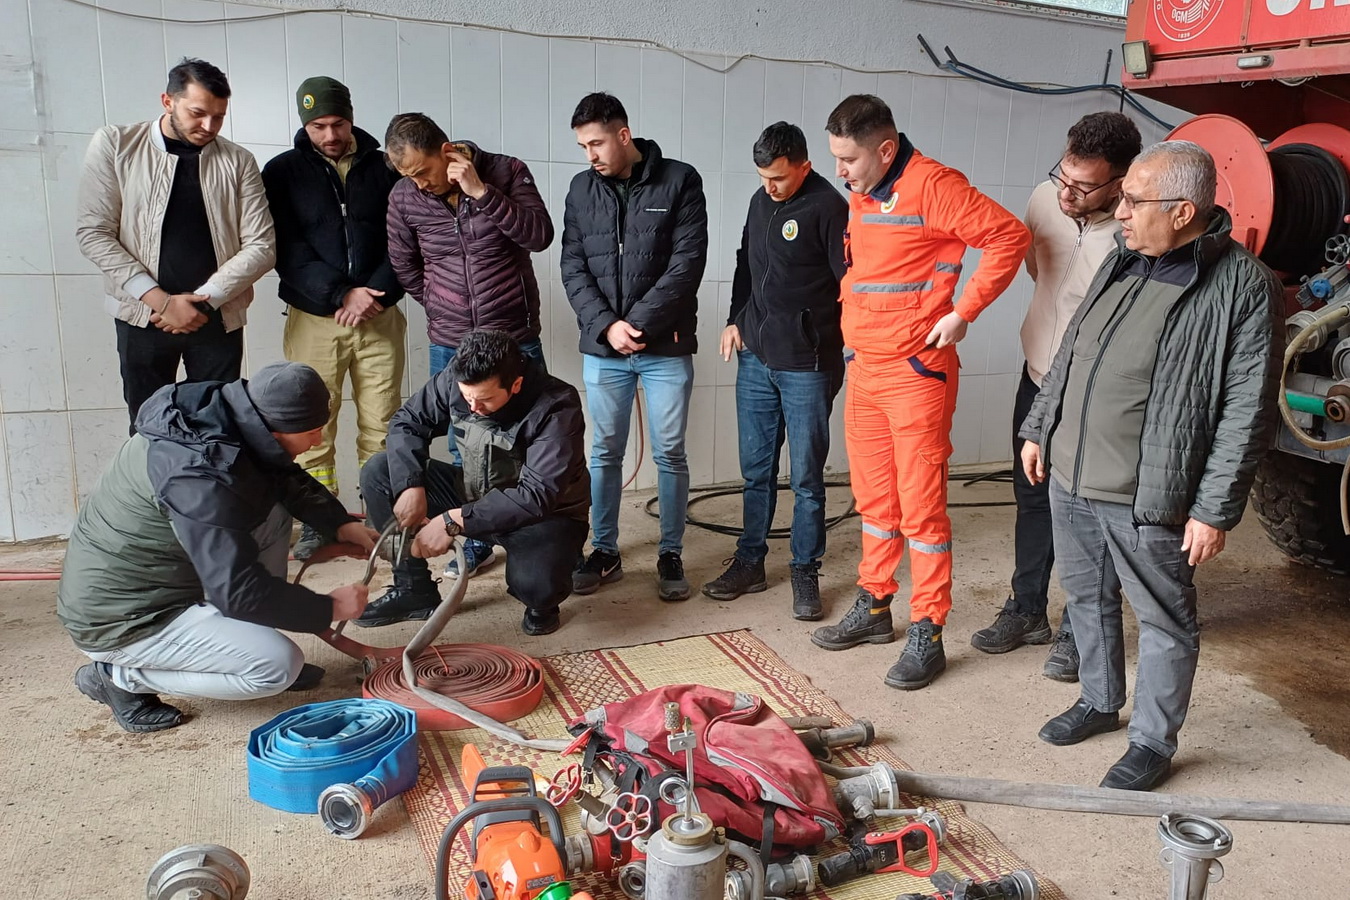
1048,159,1121,201
1117,194,1186,212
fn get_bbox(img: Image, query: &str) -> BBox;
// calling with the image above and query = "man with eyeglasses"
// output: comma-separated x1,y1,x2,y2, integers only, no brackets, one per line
971,113,1140,680
1019,141,1280,790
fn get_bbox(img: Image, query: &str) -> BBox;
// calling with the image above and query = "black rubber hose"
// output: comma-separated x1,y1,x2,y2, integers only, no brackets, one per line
644,468,1016,539
1264,143,1350,278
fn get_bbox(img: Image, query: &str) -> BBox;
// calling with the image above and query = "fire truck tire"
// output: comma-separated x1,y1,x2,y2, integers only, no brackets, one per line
1251,452,1350,576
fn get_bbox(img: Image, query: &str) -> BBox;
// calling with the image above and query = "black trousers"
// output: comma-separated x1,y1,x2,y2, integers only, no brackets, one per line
360,451,587,614
1011,364,1064,626
116,311,243,435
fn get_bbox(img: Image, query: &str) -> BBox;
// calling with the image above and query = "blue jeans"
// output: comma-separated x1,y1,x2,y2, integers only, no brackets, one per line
735,350,843,566
583,353,694,556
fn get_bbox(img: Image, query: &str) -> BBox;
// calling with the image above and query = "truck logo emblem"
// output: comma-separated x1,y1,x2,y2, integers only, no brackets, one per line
1153,0,1225,42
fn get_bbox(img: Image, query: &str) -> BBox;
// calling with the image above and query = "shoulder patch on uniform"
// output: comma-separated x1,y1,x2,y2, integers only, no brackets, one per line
880,192,899,214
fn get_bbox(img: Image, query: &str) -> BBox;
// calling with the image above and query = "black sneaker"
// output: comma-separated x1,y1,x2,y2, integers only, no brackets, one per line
1043,628,1081,682
790,563,823,621
75,663,184,733
286,663,326,692
657,551,691,601
883,618,947,690
810,588,895,650
355,565,441,627
701,556,768,601
292,524,330,561
573,549,623,595
970,597,1052,654
522,607,562,636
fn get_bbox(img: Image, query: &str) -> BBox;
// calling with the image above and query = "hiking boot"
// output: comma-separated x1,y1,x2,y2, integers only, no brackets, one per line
75,663,184,733
1043,628,1081,682
657,551,691,601
522,607,562,637
443,538,498,579
1100,743,1172,792
701,556,767,601
1038,698,1121,746
292,523,330,561
573,549,623,595
970,597,1052,654
286,662,326,692
810,589,895,650
790,563,823,621
884,618,947,690
355,565,441,627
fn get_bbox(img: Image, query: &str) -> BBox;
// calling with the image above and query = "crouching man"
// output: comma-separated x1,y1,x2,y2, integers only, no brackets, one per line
356,330,590,636
59,362,376,733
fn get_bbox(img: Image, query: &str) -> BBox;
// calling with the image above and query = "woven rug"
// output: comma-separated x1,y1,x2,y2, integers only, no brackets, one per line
403,630,1063,899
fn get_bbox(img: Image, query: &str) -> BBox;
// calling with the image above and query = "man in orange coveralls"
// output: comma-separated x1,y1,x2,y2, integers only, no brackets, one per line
810,94,1031,690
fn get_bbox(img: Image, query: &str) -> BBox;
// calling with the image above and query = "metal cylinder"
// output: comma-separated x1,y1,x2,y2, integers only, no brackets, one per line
1332,341,1350,380
1158,813,1232,900
1289,308,1333,349
644,813,726,900
146,844,250,900
318,783,374,839
663,701,681,732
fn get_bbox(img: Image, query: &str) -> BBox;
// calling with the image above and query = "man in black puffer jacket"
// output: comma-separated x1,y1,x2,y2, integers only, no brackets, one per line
262,76,406,561
562,92,708,602
1020,141,1280,792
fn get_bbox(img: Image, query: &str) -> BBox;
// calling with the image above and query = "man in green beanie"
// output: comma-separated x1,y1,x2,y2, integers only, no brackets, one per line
262,75,407,560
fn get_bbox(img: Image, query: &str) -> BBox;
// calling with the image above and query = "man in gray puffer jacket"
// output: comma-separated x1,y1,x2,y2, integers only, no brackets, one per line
1019,141,1280,791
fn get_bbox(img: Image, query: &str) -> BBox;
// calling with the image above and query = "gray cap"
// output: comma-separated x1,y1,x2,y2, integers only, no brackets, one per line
246,362,331,433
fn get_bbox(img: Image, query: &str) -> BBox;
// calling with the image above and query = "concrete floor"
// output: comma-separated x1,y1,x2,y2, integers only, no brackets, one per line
3,475,1350,899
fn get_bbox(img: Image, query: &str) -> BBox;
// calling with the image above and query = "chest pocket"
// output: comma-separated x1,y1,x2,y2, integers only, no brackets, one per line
454,415,528,503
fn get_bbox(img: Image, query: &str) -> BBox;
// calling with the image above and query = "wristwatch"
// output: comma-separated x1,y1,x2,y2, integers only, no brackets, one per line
441,510,462,536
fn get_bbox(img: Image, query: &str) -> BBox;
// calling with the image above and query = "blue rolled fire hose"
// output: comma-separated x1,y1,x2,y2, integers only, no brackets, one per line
247,698,418,839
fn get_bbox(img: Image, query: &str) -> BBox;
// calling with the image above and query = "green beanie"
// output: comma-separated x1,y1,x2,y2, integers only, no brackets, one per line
296,76,353,126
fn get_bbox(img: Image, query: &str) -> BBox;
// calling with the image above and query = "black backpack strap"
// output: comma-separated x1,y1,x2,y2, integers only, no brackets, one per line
760,800,778,866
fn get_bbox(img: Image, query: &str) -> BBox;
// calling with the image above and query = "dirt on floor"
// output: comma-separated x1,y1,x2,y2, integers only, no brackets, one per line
3,482,1349,899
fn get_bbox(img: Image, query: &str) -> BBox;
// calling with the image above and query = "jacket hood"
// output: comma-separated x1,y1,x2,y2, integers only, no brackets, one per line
135,380,294,472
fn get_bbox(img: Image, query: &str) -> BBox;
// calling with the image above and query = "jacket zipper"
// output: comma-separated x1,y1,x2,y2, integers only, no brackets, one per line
1048,221,1087,359
756,204,782,355
453,199,478,329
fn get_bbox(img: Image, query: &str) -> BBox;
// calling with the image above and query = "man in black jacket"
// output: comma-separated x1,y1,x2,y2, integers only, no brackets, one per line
1020,142,1280,791
562,92,709,602
58,362,375,733
262,76,406,560
356,330,590,636
701,123,847,620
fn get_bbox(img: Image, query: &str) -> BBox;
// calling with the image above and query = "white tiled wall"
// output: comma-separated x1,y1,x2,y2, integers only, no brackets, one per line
0,0,1169,540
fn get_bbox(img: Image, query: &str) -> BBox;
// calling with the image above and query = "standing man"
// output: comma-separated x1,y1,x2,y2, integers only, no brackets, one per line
810,94,1030,691
58,363,375,733
356,331,590,636
262,76,406,560
563,92,709,602
969,112,1141,680
703,122,847,620
384,112,554,578
1022,142,1279,791
77,57,275,433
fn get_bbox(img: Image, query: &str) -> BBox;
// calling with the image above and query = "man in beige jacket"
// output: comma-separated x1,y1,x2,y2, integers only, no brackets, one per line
969,112,1141,679
77,57,275,433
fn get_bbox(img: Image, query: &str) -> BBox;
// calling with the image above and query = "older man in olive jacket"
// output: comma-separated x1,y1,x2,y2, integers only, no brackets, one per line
1020,141,1281,791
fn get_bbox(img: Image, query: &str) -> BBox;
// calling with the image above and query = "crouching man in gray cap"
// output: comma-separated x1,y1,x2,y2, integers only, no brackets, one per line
58,361,378,733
